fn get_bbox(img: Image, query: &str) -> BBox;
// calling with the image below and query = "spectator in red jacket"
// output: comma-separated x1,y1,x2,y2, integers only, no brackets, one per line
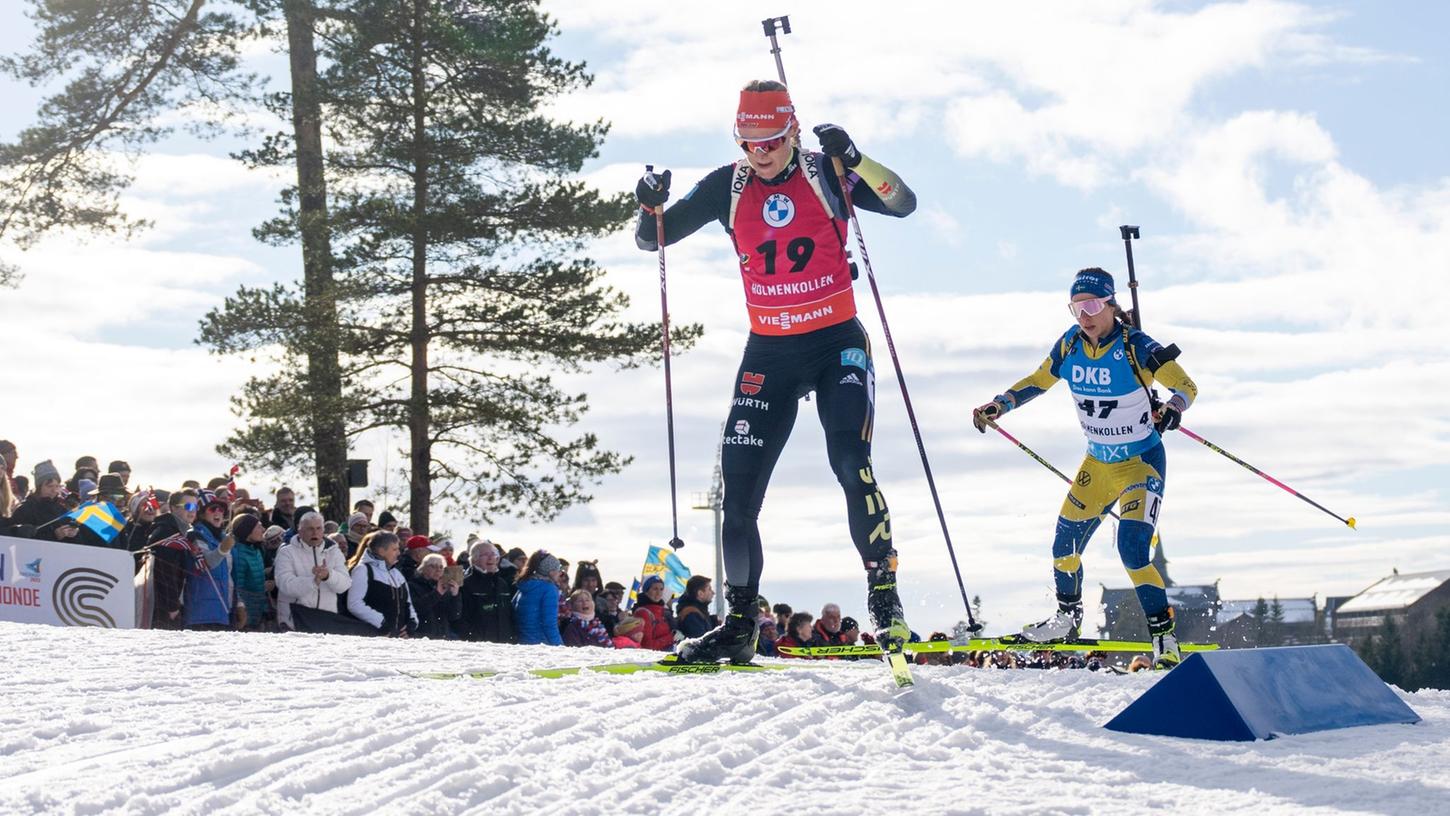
612,615,646,649
811,603,857,658
632,576,676,651
775,611,818,658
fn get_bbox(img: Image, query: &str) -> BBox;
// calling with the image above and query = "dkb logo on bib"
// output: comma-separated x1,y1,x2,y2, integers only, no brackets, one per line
762,193,795,227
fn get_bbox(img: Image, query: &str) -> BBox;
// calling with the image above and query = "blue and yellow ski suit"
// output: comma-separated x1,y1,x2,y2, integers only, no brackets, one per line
993,322,1198,618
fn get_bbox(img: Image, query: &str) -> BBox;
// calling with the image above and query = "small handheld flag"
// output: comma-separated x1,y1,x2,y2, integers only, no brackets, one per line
66,501,126,544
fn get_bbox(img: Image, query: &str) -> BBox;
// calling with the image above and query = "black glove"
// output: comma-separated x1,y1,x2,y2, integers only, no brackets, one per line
1154,403,1182,434
635,168,671,210
812,123,861,168
972,400,1006,433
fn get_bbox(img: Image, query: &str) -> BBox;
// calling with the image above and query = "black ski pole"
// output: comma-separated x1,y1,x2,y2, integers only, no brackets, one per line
760,18,980,632
647,164,684,551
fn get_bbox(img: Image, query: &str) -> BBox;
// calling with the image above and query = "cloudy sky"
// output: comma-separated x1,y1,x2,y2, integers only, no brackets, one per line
3,0,1447,635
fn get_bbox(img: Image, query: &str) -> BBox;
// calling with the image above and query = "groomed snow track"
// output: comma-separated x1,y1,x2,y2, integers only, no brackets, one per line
2,622,1446,815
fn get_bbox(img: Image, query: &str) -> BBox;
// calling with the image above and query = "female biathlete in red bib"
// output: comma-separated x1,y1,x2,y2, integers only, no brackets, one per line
635,81,917,664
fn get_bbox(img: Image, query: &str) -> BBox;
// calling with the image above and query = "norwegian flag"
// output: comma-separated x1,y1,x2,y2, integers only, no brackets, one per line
141,489,161,514
224,464,241,503
152,532,207,573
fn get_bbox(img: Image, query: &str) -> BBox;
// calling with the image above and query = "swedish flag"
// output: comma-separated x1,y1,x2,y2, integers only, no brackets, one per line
67,501,125,544
644,545,691,597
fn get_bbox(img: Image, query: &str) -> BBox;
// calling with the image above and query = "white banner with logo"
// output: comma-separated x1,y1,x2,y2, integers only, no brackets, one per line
0,535,135,629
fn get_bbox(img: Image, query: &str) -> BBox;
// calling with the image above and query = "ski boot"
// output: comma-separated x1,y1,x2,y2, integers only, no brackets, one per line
675,585,760,665
866,551,914,689
866,551,910,650
1021,594,1083,643
1148,608,1181,670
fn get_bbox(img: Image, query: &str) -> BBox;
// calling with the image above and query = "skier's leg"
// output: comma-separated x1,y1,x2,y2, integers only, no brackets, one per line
1113,443,1178,666
1023,455,1113,642
680,348,799,663
813,326,905,644
720,360,799,595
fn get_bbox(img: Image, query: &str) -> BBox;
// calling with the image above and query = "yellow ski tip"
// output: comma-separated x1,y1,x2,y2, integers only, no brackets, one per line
1347,517,1357,529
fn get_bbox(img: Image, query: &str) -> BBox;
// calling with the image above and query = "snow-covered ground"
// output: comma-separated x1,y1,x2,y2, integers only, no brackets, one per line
1,622,1446,815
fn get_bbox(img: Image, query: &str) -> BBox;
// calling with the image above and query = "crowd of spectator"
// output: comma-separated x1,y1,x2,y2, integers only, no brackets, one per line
0,445,1120,671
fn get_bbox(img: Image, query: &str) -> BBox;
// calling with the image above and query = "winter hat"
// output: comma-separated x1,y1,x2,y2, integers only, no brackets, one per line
1070,268,1115,300
263,524,286,543
735,86,795,141
127,492,150,517
230,513,262,543
198,489,227,510
614,615,645,636
345,510,368,542
76,479,97,500
74,455,99,472
97,473,126,498
378,511,397,527
406,534,432,551
537,553,562,577
107,460,131,475
641,575,664,594
841,616,860,633
33,459,61,486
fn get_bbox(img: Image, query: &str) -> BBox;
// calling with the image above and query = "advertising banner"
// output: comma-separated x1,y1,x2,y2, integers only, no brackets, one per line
0,534,136,628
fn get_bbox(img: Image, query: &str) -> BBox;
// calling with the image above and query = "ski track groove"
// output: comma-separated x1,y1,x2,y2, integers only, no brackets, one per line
3,624,1449,815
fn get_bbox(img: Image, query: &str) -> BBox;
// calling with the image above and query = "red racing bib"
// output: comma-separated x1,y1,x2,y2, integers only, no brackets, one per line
729,153,855,335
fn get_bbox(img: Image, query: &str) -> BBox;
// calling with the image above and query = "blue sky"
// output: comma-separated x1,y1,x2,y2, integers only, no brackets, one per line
2,0,1447,635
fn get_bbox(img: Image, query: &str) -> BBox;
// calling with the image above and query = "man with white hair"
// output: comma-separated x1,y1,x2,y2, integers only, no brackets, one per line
812,602,855,649
459,540,515,643
274,511,352,630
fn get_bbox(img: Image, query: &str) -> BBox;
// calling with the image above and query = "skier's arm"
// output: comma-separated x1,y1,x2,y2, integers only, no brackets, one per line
1131,331,1198,410
634,165,734,250
1151,361,1197,411
813,124,915,217
998,355,1061,411
841,155,917,217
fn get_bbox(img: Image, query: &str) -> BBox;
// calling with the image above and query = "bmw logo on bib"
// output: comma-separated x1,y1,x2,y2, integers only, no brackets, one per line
763,193,795,228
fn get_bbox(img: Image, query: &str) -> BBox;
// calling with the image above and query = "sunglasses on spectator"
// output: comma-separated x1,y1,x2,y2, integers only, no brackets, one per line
183,501,199,512
1068,296,1114,318
739,134,790,154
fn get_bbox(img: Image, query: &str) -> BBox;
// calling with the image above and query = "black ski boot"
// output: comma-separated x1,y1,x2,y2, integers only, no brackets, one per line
675,585,760,665
1147,607,1181,670
866,551,910,651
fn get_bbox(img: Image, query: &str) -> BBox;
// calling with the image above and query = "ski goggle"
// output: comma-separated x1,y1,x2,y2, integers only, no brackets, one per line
738,134,790,154
1068,296,1114,318
182,501,199,512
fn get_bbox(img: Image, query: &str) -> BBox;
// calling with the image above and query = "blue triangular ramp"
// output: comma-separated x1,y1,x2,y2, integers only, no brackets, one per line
1105,644,1421,741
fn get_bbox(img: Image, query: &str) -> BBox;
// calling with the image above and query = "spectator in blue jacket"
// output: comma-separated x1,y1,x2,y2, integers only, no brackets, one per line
184,491,238,630
513,550,564,645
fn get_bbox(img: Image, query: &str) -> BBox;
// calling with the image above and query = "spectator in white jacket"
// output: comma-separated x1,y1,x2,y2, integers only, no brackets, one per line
346,530,418,637
274,511,351,630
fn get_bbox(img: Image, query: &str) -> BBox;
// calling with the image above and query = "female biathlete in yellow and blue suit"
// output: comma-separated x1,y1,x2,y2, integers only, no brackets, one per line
973,268,1198,668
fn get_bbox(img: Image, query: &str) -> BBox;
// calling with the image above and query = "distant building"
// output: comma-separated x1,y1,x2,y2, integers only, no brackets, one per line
1333,568,1450,641
1214,597,1318,646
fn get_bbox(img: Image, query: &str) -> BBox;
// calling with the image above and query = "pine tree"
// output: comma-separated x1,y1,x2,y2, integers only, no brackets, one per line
0,0,251,282
1375,615,1408,688
204,0,697,531
1251,596,1269,647
1267,596,1285,645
